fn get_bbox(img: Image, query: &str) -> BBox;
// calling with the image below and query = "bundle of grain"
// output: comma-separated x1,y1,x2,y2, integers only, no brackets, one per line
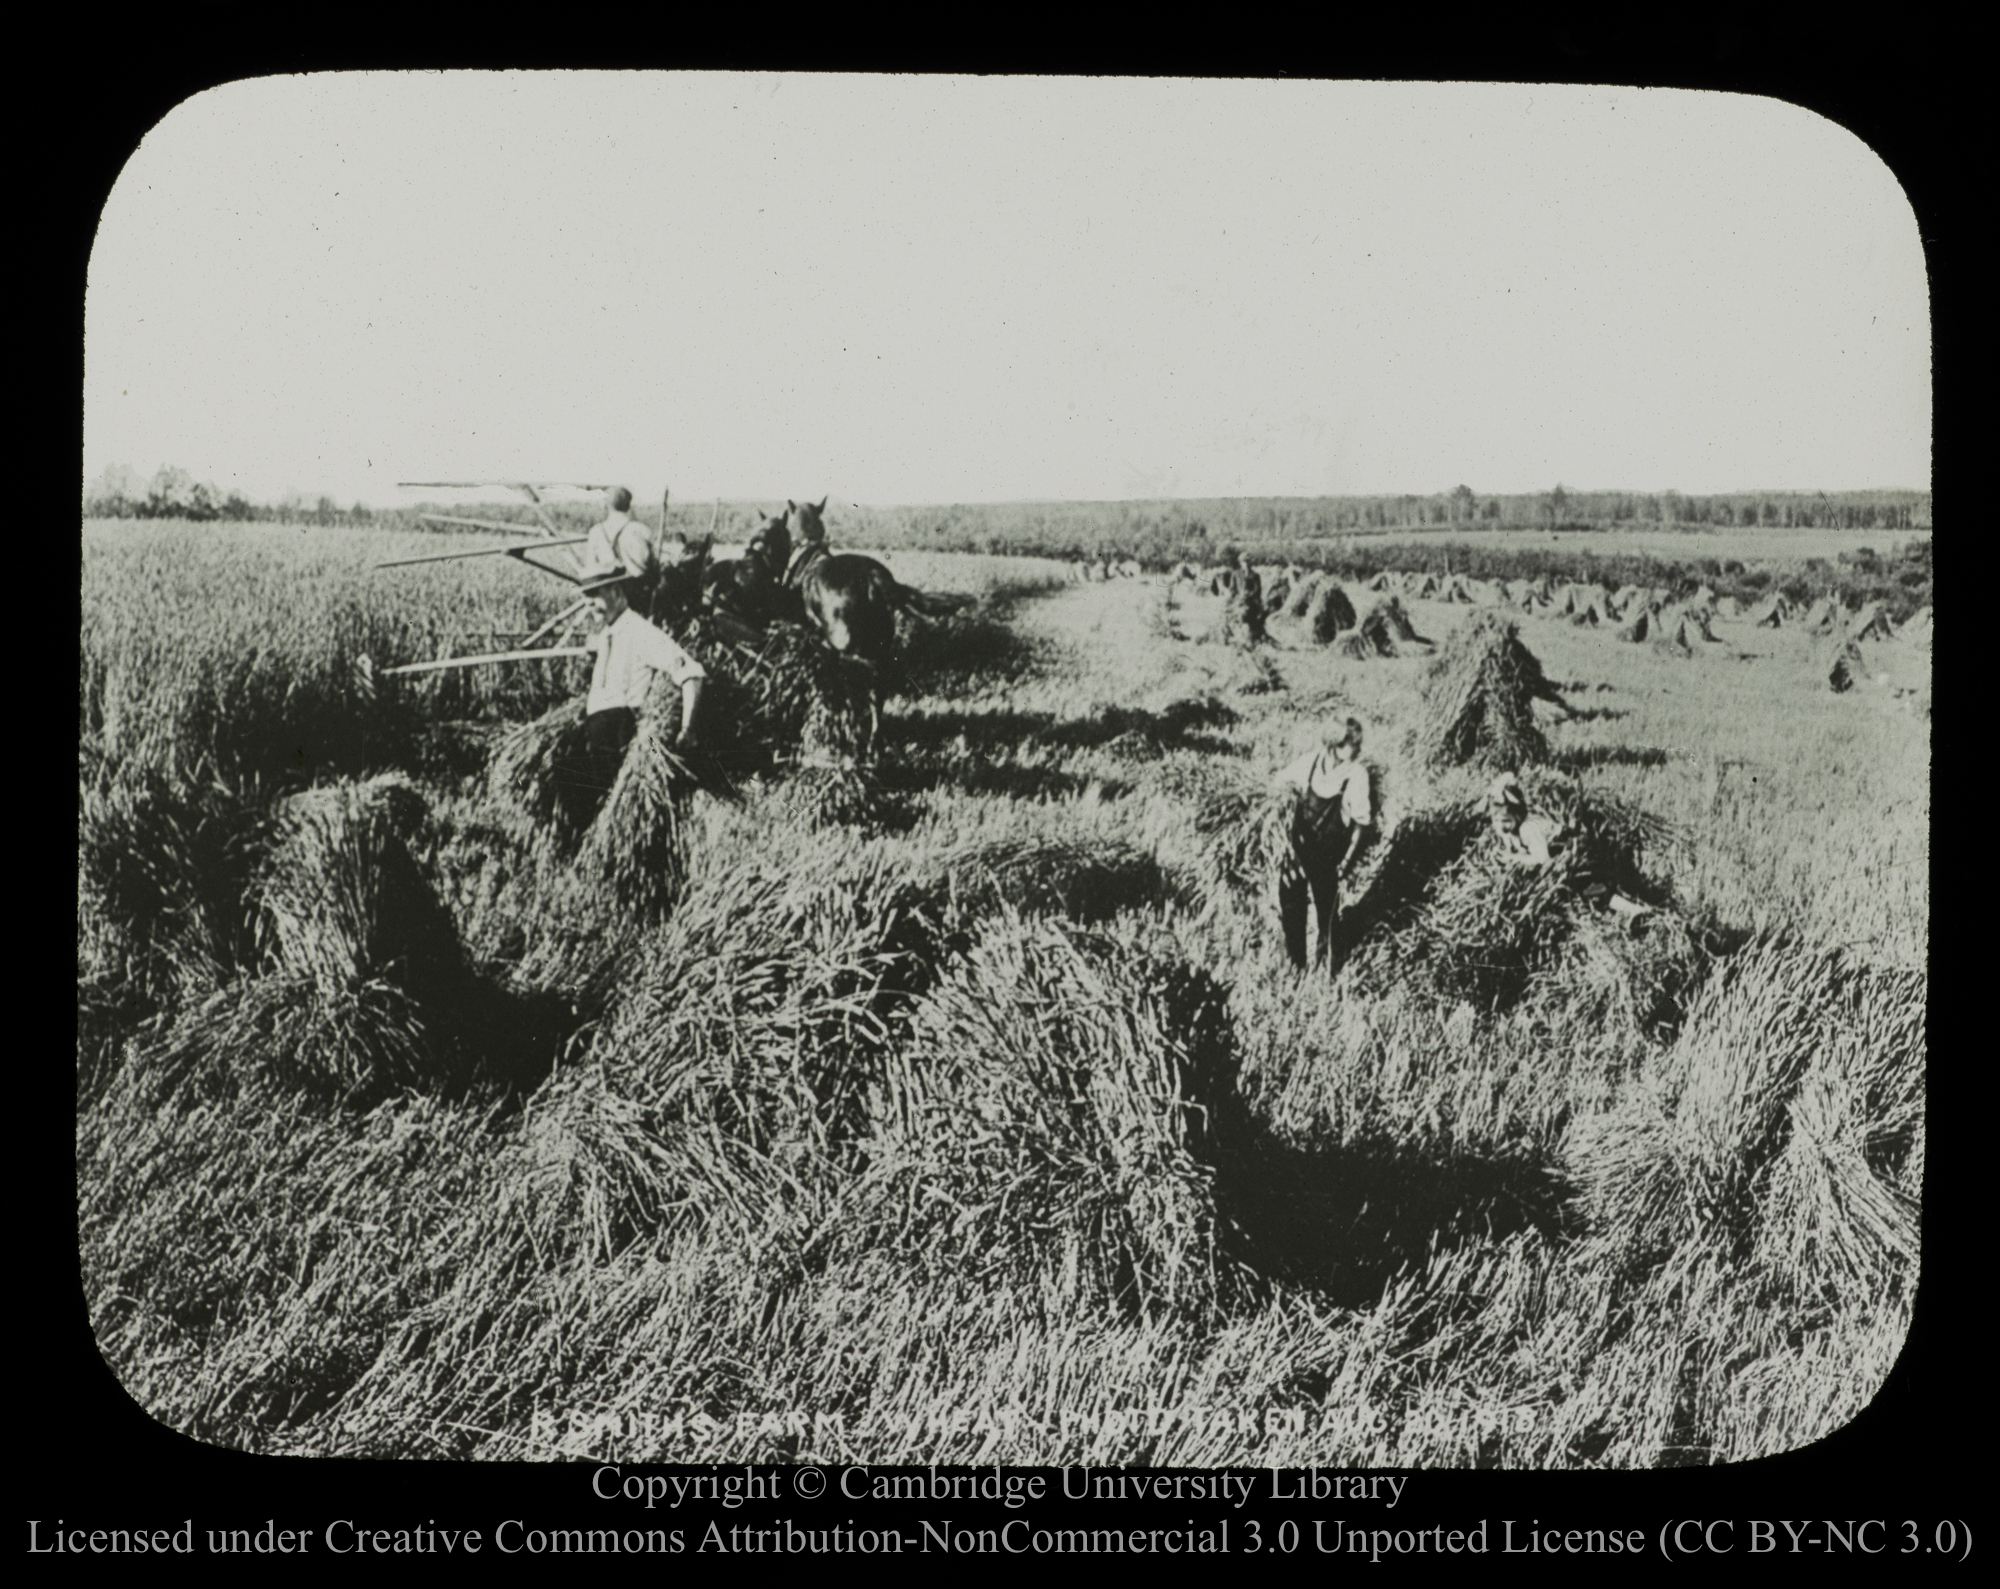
1754,955,1924,1294
1650,605,1718,655
77,766,264,1008
1848,601,1895,641
139,971,438,1107
676,615,876,763
1414,611,1567,770
512,1066,765,1265
1745,592,1789,627
1280,572,1322,619
1504,578,1536,608
1340,773,1694,1032
941,835,1190,925
778,764,913,833
1261,574,1292,614
1693,583,1717,605
595,831,1174,1213
840,918,1233,1316
1526,575,1554,604
1221,571,1269,647
1150,755,1294,911
1570,938,1922,1291
756,621,878,758
574,689,695,915
1169,561,1196,583
1615,609,1650,643
1567,601,1603,627
1825,637,1867,692
1714,595,1742,619
1900,605,1931,647
1409,572,1441,599
1650,612,1693,657
1335,608,1398,658
1374,596,1432,646
256,776,456,1003
1680,605,1719,641
1437,574,1471,604
1801,597,1840,635
489,697,598,847
1611,584,1648,614
1365,571,1393,592
1304,580,1358,643
221,776,492,1100
598,849,956,1165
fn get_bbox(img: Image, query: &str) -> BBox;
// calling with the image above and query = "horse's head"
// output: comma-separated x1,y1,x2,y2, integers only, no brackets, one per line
747,513,792,576
786,496,830,549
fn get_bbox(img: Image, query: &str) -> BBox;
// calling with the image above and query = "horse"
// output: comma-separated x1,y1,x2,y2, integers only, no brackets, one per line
700,515,795,643
634,533,712,627
780,496,974,751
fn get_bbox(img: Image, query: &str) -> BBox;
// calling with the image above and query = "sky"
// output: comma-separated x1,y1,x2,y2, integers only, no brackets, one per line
82,75,1931,509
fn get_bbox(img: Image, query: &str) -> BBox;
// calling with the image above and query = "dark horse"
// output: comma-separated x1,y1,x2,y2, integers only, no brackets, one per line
781,496,974,749
700,514,796,643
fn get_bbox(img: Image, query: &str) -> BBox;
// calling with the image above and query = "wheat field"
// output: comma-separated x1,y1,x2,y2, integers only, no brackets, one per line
76,518,1927,1467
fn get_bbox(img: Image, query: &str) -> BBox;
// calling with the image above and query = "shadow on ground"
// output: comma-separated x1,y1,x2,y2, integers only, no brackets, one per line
1213,1133,1578,1306
1552,744,1674,770
1172,979,1577,1308
896,608,1065,694
876,755,1127,806
894,697,1241,761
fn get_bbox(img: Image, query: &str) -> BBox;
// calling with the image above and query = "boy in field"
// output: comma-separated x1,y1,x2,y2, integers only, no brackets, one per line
1485,770,1560,865
1273,717,1373,969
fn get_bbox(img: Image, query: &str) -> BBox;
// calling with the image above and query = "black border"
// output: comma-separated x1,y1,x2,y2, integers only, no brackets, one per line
56,34,1959,1565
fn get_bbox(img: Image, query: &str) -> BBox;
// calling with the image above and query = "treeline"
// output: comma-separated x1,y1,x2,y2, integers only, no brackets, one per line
84,465,375,524
86,469,1930,539
839,487,1928,558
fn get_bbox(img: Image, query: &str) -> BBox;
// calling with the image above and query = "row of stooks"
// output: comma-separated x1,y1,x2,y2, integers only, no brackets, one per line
1173,558,1925,675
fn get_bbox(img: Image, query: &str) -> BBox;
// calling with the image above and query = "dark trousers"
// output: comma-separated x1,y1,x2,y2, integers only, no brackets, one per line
583,708,638,799
1278,853,1340,970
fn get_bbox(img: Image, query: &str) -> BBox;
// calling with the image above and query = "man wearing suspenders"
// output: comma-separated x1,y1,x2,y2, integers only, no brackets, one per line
1273,717,1374,970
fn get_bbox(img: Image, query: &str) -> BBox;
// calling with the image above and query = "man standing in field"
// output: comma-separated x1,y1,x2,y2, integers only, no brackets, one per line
1220,548,1266,646
584,487,659,609
576,562,707,801
1273,717,1373,970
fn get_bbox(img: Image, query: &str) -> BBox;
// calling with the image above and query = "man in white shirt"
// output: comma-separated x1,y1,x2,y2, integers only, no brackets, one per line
1273,717,1374,970
577,562,707,799
583,487,658,598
